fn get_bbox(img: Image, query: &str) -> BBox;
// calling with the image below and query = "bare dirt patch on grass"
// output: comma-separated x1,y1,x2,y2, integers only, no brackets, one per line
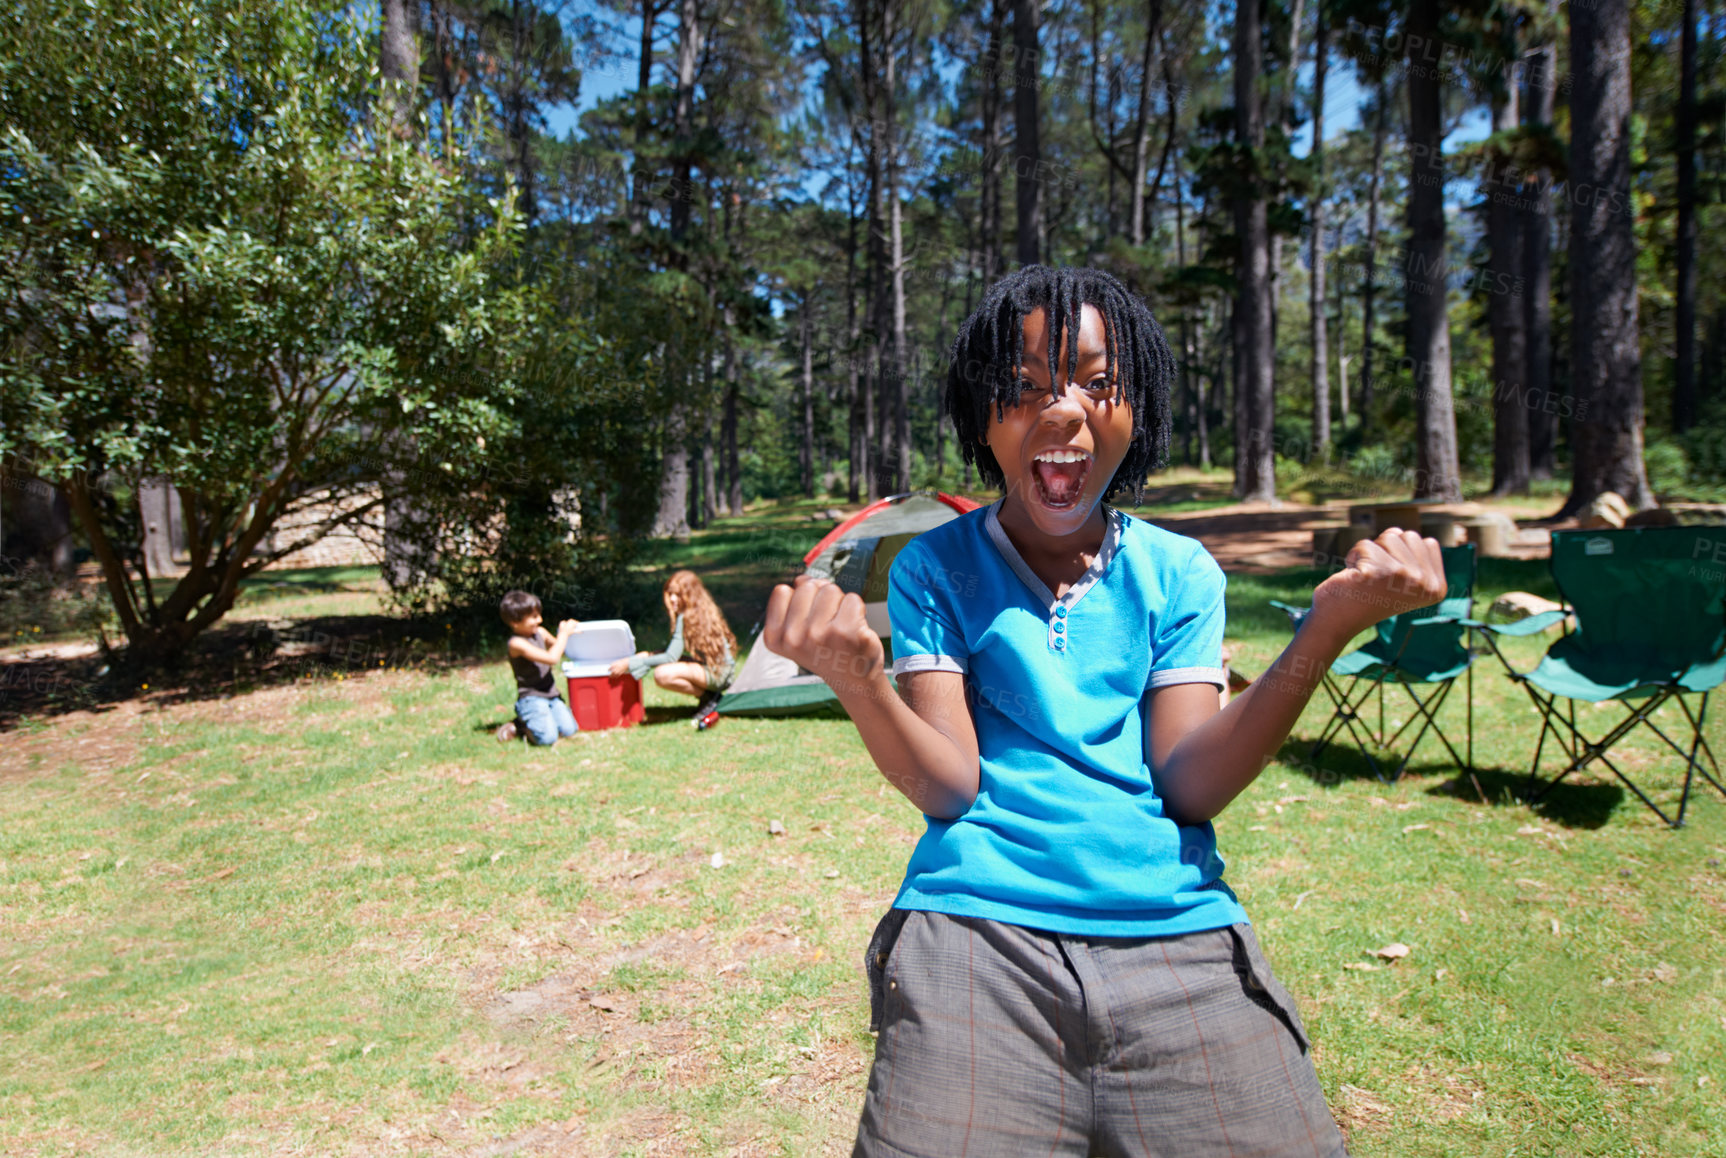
0,700,144,784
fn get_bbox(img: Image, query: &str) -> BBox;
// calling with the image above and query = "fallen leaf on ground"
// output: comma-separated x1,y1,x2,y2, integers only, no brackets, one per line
768,819,785,835
1372,942,1411,961
1343,962,1380,972
1402,823,1430,834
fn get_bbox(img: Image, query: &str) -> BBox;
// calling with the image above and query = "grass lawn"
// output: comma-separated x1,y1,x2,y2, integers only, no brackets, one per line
2,503,1724,1156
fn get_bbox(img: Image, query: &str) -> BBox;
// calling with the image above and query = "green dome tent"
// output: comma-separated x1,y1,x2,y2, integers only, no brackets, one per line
716,491,982,718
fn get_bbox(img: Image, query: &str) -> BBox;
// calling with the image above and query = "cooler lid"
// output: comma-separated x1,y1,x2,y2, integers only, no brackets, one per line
562,661,624,680
563,619,636,663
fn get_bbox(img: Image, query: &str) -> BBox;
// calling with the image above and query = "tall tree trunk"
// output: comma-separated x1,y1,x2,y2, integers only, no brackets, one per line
429,3,457,156
1264,0,1303,414
1705,307,1726,405
1562,0,1653,514
1359,76,1388,433
1175,123,1195,465
1128,0,1162,247
1523,12,1557,479
846,177,866,503
1013,0,1042,267
653,393,692,539
651,0,702,539
859,0,887,499
801,299,816,497
980,0,1005,286
701,407,718,525
630,0,657,236
380,0,418,138
1335,223,1349,424
504,0,537,224
1674,0,1698,432
1144,49,1180,243
1308,9,1330,461
1232,0,1274,501
723,312,742,516
1488,71,1530,495
1404,0,1461,501
139,479,180,576
379,0,431,584
885,0,909,492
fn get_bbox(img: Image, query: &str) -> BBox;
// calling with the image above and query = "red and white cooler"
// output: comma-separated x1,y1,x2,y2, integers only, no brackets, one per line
561,620,645,731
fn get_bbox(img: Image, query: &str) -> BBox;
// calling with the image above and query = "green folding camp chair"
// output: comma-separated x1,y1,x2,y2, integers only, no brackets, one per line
1271,543,1478,784
1465,526,1726,828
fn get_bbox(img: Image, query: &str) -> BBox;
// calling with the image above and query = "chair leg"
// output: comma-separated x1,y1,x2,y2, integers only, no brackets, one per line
1401,680,1469,780
1466,656,1474,774
1527,690,1686,827
1310,675,1356,757
1675,693,1724,792
1316,675,1388,783
1522,687,1563,802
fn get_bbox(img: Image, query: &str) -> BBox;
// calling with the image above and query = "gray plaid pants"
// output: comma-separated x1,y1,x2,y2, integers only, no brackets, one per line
853,908,1348,1158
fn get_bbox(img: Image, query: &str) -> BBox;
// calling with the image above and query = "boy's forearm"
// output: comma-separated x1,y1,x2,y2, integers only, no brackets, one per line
1158,617,1354,824
827,671,977,819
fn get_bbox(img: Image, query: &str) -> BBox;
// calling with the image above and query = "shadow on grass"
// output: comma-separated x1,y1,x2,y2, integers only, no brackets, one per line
0,612,481,732
1273,735,1457,789
1426,766,1626,830
1275,736,1626,829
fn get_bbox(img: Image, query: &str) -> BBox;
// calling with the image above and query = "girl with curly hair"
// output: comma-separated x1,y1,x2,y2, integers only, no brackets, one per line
609,570,739,720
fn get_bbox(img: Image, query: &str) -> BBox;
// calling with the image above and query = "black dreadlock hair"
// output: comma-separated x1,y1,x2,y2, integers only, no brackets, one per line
943,264,1176,506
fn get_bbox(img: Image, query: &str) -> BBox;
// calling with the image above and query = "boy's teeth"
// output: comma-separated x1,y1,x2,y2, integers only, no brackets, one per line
1031,454,1088,507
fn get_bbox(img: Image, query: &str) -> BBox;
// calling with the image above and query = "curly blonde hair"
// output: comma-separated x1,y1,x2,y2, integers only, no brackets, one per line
665,570,737,670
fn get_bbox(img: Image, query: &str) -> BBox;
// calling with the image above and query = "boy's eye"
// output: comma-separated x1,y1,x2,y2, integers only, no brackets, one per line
1083,377,1113,394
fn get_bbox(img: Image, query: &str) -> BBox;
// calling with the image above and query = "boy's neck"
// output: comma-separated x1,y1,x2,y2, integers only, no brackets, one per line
996,495,1109,561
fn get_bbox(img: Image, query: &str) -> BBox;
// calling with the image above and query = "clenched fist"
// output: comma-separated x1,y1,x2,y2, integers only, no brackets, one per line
762,574,885,688
1309,528,1449,641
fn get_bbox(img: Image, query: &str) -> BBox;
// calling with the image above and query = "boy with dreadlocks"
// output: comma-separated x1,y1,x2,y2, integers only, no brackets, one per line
764,266,1445,1155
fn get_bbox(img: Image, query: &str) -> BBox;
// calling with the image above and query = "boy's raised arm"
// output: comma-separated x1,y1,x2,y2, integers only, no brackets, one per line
763,575,980,819
1147,529,1448,825
509,621,579,667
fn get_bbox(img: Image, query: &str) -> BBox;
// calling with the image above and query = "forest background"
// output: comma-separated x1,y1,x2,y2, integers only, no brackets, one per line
2,0,1724,664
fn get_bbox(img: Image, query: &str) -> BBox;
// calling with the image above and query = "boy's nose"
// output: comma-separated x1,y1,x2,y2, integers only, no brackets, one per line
1039,386,1088,423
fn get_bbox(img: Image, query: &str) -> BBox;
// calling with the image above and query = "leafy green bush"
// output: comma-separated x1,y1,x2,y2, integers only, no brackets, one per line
0,561,113,644
1644,437,1691,496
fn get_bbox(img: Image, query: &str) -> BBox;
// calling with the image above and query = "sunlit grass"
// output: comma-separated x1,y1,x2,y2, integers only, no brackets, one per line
1,506,1722,1155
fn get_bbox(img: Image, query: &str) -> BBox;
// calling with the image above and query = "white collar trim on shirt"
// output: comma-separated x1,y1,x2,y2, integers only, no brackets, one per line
984,498,1124,614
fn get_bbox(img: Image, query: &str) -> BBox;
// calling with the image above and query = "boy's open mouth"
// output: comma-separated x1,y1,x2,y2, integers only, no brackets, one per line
1030,448,1092,510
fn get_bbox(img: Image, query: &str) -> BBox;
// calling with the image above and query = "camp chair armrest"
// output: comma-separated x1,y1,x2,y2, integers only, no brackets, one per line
1463,609,1567,637
1268,599,1310,627
1408,614,1462,627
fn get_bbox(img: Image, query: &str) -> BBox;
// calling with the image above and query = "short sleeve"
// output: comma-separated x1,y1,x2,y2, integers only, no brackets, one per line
887,540,970,677
1148,547,1227,691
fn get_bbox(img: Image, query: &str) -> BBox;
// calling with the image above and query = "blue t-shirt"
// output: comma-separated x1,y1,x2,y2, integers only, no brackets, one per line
885,497,1247,937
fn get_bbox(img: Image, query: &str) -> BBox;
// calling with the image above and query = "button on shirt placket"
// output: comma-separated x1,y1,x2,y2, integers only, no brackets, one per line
983,500,1122,659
